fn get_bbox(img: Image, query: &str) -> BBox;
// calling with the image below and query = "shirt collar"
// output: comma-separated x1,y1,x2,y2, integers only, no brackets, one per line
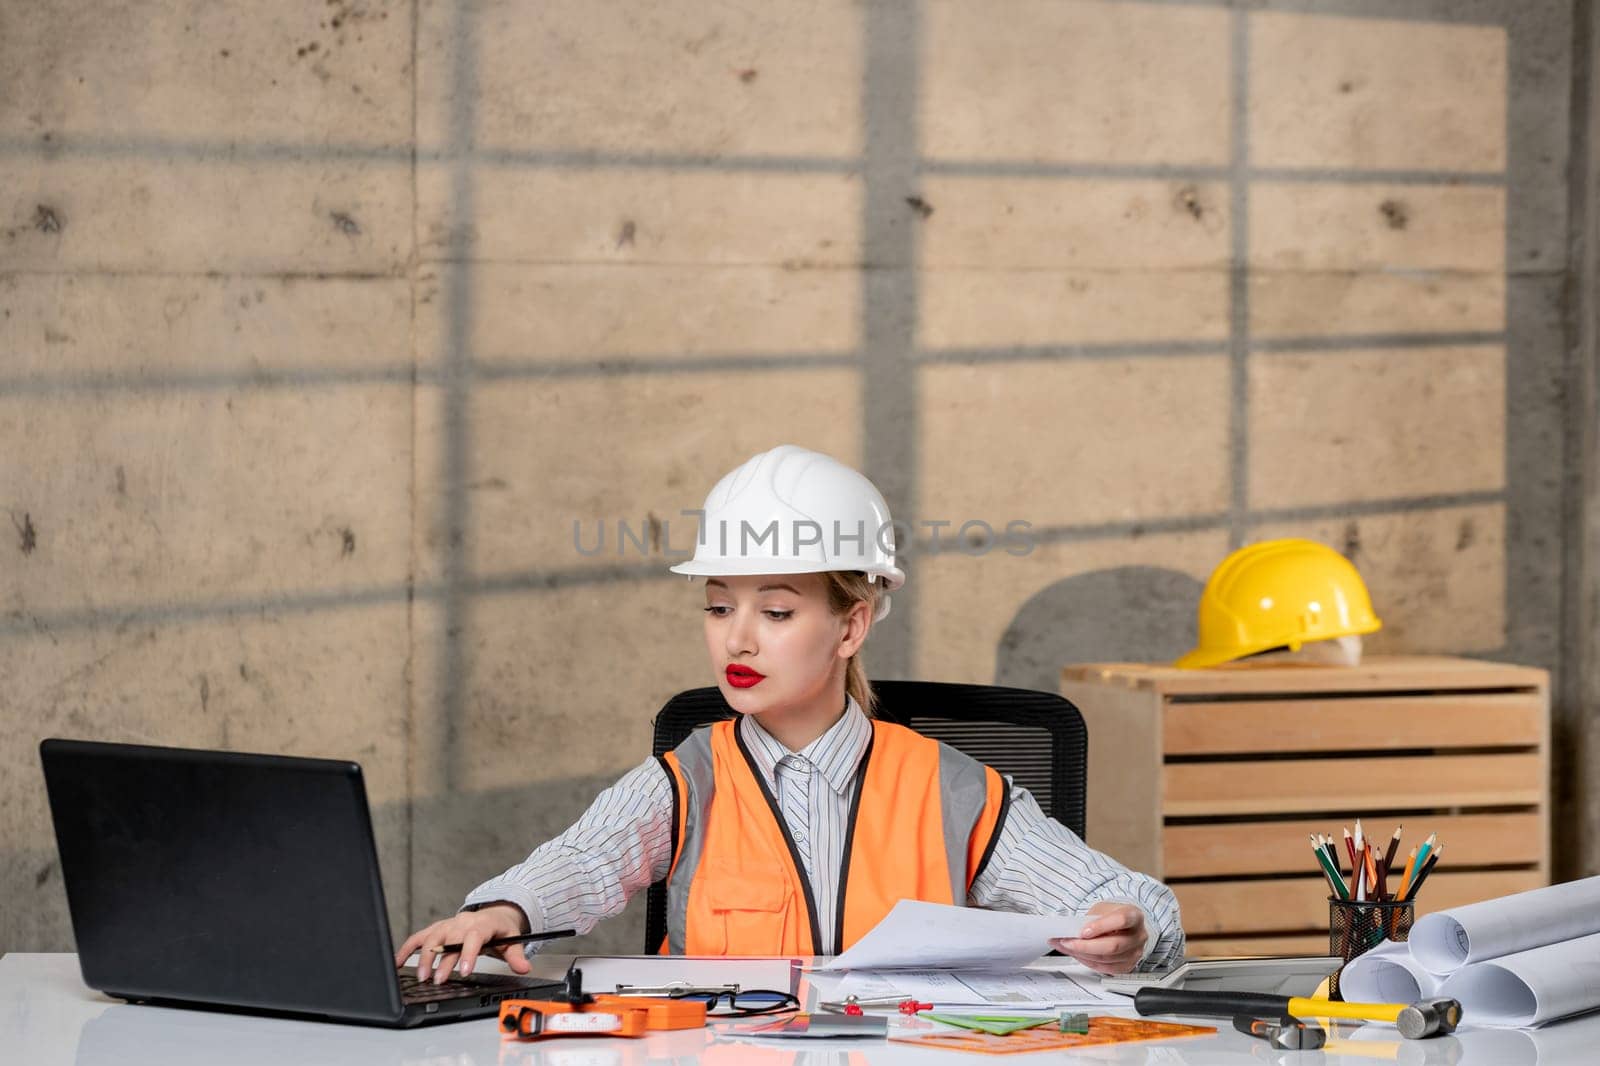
738,695,873,797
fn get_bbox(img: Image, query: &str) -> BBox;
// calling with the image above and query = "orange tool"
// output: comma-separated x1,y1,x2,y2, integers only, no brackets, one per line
499,999,648,1040
590,994,708,1030
499,995,706,1041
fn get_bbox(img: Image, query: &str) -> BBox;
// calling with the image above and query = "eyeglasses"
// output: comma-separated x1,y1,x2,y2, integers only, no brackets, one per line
666,988,799,1017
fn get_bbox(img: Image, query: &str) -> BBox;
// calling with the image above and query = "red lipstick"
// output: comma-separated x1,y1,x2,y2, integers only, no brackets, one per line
725,664,766,688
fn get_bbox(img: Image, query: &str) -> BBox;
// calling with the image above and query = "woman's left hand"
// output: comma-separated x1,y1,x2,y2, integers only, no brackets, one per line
1049,901,1148,974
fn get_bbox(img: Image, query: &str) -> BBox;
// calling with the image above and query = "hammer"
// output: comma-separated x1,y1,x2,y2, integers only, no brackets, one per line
1136,988,1462,1039
1234,1014,1327,1050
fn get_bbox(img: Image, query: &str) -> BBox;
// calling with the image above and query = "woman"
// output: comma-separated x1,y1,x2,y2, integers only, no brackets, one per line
398,445,1183,981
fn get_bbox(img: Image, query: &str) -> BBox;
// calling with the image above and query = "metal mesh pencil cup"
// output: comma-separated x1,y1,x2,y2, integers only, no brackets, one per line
1327,897,1414,1000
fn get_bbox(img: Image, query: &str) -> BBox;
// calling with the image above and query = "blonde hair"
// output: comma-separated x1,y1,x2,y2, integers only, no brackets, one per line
822,571,880,716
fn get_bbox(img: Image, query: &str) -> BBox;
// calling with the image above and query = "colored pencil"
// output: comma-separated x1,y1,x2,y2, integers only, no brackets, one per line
1413,833,1437,878
1406,846,1443,901
1383,825,1403,871
1343,827,1357,869
1316,834,1343,935
1398,846,1419,899
1311,834,1349,899
1358,825,1369,902
1407,850,1436,899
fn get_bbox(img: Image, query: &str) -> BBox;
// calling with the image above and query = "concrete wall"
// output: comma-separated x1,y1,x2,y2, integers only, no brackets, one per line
2,0,1591,957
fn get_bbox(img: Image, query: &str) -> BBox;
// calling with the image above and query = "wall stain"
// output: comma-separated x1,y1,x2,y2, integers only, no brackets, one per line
341,527,357,557
15,512,37,555
1342,520,1362,560
330,211,361,236
615,219,636,249
1457,517,1477,551
1379,199,1409,230
683,26,723,56
904,195,934,219
34,204,62,233
1175,185,1205,221
199,674,211,713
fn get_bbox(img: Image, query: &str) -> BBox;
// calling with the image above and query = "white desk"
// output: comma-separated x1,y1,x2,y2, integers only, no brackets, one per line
4,953,1597,1065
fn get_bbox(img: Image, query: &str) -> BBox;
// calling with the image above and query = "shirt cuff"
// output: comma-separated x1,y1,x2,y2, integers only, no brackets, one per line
461,880,548,940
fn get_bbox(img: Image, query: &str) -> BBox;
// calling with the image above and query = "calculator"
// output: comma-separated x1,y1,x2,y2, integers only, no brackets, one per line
1100,956,1343,998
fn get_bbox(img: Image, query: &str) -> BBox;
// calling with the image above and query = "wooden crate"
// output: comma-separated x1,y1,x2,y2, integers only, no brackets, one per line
1060,656,1550,957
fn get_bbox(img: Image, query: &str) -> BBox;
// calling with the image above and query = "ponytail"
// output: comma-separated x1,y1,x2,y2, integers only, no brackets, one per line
845,654,876,718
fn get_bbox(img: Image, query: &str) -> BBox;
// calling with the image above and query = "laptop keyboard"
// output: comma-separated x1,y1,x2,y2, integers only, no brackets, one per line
397,970,541,1004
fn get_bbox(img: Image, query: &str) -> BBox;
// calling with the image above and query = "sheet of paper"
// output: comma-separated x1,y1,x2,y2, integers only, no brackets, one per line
803,969,900,1006
805,965,1117,1015
1409,875,1600,975
1438,932,1600,1028
881,967,1122,1009
570,955,799,995
814,900,1088,971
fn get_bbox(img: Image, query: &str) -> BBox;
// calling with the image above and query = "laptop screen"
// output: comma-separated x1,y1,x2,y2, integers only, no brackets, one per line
40,738,404,1023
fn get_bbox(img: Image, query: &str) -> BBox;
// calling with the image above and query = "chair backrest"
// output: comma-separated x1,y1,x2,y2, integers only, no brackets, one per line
642,680,1087,953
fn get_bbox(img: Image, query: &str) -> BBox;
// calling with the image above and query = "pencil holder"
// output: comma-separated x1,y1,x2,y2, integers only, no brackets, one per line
1327,898,1414,1001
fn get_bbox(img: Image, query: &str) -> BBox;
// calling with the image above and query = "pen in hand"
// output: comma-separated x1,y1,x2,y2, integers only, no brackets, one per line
435,928,578,955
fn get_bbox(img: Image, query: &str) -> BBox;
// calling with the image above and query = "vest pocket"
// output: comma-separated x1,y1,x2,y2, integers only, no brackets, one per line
700,863,794,955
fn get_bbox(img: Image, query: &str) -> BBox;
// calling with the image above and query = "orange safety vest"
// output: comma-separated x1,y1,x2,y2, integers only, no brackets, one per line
656,717,1010,956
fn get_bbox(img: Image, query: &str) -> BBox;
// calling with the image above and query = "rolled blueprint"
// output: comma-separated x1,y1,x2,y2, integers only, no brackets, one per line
1338,938,1440,1005
1410,876,1600,975
1438,932,1600,1028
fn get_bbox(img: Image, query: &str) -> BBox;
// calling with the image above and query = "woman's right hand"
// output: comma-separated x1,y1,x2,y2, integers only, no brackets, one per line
394,902,530,984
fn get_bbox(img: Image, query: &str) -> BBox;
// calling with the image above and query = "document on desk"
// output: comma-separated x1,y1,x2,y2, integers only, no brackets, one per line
814,900,1088,972
822,967,1122,1010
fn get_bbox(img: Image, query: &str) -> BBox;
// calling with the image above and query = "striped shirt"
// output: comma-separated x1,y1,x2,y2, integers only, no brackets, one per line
464,697,1184,969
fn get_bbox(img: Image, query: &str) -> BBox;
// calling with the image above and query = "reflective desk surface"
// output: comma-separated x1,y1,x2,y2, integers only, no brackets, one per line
5,953,1597,1066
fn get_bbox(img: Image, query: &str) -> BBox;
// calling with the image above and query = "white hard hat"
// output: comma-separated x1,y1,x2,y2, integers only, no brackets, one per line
670,445,906,621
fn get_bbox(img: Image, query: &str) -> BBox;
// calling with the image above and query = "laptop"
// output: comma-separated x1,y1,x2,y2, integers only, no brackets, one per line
39,737,565,1027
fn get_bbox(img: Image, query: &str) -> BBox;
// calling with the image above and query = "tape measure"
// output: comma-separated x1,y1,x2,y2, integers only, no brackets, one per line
498,995,706,1041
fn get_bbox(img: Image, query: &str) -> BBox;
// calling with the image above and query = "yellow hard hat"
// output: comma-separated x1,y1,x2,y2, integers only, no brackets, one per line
1175,538,1382,669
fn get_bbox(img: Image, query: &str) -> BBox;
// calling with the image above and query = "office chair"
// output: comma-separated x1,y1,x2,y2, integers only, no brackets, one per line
641,680,1088,953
